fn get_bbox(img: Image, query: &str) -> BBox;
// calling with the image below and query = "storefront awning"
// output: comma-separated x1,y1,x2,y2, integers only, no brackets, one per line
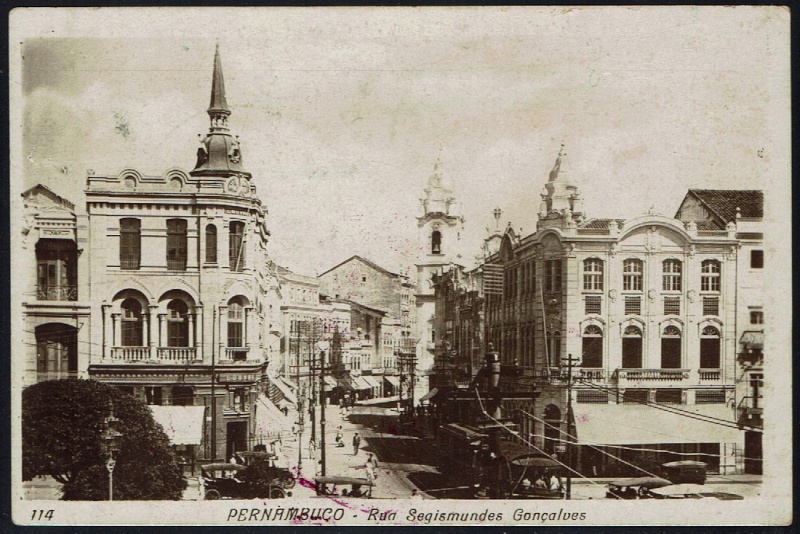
254,395,293,438
572,404,742,445
337,378,354,390
352,376,372,390
740,331,764,350
269,376,297,404
280,376,298,390
149,405,206,446
384,376,401,387
418,388,439,403
323,375,338,389
361,375,380,388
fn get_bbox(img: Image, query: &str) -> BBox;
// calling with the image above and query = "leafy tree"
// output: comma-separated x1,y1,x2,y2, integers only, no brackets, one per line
23,379,187,500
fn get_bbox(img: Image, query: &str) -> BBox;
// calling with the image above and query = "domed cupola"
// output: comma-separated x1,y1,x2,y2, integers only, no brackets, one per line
191,45,250,178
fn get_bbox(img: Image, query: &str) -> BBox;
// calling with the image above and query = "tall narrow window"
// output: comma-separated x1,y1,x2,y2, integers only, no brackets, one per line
205,224,217,263
581,325,603,368
227,299,244,348
431,230,442,255
35,324,78,380
166,219,187,271
121,298,144,346
36,240,78,301
583,259,604,291
623,259,643,292
167,300,189,347
622,326,642,368
545,260,562,292
550,332,562,367
120,218,141,270
661,325,682,369
662,260,682,291
229,221,246,272
701,260,721,292
750,250,763,269
700,326,721,368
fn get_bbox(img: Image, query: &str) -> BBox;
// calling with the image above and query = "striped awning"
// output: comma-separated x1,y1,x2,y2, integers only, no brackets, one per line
384,375,401,387
323,375,338,389
352,376,372,390
740,331,764,350
361,375,380,388
254,395,293,439
269,376,297,404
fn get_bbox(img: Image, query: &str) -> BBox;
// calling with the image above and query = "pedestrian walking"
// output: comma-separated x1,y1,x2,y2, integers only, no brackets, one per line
365,453,379,481
352,432,361,456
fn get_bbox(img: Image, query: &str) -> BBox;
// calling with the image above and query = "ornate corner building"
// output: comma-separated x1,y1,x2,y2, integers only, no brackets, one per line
21,46,279,464
429,146,764,476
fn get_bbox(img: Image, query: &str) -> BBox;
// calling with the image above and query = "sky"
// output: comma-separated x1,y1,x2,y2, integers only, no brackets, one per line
10,7,790,277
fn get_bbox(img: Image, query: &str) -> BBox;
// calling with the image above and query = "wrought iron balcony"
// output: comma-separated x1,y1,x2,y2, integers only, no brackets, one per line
615,368,690,381
37,285,78,301
698,368,722,381
224,347,250,362
157,347,197,362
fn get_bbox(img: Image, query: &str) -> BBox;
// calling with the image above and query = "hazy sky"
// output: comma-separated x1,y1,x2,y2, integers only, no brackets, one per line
11,7,790,276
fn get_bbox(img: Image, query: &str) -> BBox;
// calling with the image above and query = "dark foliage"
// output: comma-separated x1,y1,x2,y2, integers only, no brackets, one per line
23,379,187,500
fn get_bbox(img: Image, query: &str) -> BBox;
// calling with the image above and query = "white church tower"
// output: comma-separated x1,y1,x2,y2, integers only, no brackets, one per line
414,159,464,375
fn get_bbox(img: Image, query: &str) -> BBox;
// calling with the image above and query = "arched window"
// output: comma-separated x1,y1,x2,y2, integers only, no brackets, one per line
167,300,189,347
205,224,217,263
431,230,442,255
581,325,603,368
622,326,642,369
166,219,187,271
227,298,245,351
623,259,643,292
121,298,143,346
229,221,246,272
701,260,721,292
583,259,604,291
120,218,141,270
662,260,682,291
661,325,682,369
700,326,721,368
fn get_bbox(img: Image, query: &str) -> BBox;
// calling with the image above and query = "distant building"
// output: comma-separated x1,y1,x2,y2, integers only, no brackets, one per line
431,146,756,476
676,189,764,474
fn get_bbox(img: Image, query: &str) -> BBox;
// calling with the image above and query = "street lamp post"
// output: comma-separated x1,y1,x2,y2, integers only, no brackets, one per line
100,400,122,501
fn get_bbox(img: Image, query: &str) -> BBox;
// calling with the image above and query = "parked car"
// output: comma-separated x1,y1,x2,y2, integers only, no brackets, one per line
605,477,672,499
661,461,707,484
314,476,374,498
234,451,296,489
201,462,288,500
648,483,743,500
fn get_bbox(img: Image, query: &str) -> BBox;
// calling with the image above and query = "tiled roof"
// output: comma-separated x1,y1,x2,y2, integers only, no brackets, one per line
579,218,626,229
695,221,720,231
688,190,763,223
318,255,399,279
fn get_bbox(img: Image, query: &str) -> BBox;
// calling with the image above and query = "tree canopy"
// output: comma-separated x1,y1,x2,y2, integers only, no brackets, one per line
23,379,187,500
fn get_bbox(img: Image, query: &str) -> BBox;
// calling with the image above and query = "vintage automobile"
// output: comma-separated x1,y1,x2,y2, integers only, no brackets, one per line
314,476,375,499
605,477,672,499
234,451,296,489
506,453,566,500
201,462,288,500
661,460,708,484
648,483,743,500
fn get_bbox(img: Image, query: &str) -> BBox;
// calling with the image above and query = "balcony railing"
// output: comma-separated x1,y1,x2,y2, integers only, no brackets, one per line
37,285,78,301
111,346,150,361
698,368,721,381
157,347,197,362
224,347,250,362
577,368,605,381
615,368,690,381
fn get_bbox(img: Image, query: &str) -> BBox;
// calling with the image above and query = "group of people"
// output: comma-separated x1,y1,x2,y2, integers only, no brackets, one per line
521,472,562,493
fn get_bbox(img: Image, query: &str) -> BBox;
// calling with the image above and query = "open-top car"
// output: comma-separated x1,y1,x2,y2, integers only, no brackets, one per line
314,476,374,498
605,477,672,499
234,451,296,489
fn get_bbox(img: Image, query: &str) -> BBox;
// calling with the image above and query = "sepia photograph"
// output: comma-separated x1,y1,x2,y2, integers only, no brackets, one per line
9,6,791,526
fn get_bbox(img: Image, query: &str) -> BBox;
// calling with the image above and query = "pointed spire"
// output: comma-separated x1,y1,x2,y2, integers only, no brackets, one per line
549,143,566,182
209,43,230,115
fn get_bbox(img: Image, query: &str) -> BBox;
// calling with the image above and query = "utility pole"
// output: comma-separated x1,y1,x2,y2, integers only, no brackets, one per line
564,353,579,500
319,348,327,477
